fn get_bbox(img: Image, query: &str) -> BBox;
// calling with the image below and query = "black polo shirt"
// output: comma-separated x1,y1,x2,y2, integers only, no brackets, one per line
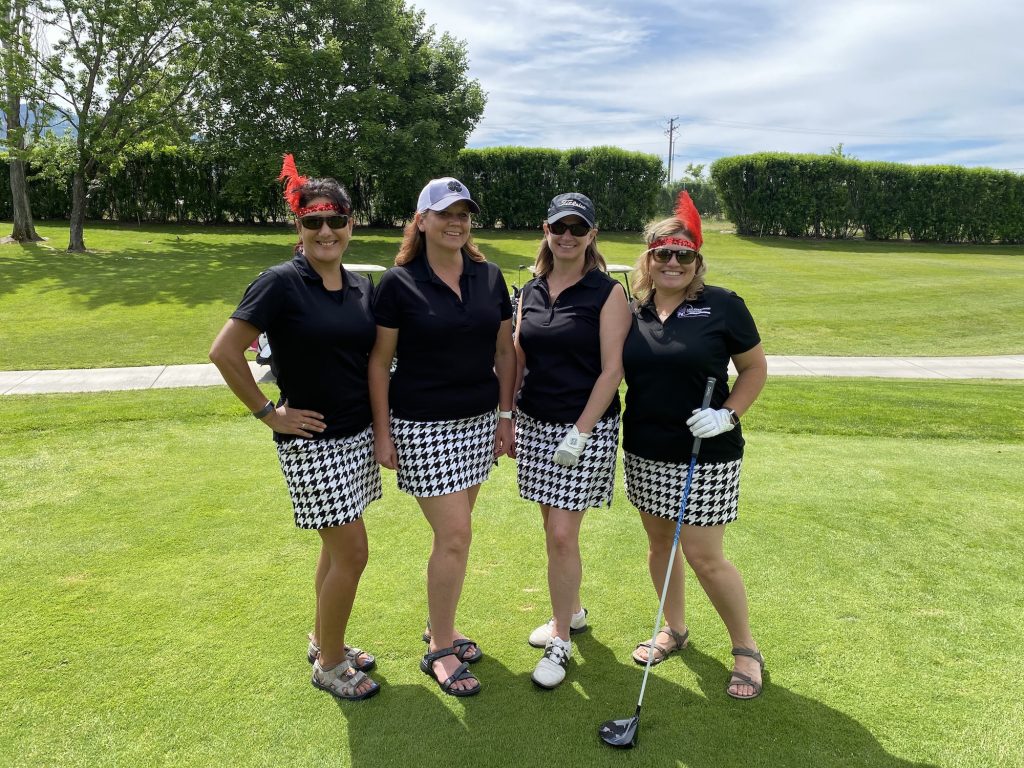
231,252,376,443
517,269,621,424
622,285,760,463
372,251,512,421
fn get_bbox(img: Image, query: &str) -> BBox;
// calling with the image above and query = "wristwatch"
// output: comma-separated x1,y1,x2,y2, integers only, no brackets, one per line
498,410,515,420
725,408,739,425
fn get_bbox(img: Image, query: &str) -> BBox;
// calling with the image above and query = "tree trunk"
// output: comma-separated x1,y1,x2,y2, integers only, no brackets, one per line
9,156,40,241
68,171,87,252
5,88,40,241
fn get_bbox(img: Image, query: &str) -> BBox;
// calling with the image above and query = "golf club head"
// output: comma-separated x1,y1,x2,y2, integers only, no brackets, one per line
598,716,639,748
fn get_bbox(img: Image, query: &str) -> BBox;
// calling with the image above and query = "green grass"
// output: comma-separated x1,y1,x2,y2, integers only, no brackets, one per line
2,220,1023,369
2,379,1022,767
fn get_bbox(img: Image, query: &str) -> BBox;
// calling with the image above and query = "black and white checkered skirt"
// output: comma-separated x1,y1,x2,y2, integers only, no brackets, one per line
276,426,382,529
391,410,497,497
516,411,619,511
623,452,743,526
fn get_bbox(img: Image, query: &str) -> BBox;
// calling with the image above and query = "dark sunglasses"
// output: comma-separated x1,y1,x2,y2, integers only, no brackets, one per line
650,248,698,264
548,220,592,237
299,214,350,230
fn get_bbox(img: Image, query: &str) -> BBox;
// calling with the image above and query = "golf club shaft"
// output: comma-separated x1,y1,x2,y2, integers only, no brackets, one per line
634,376,716,710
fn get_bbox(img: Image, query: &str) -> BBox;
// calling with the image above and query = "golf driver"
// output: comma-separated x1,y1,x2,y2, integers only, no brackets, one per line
599,376,716,749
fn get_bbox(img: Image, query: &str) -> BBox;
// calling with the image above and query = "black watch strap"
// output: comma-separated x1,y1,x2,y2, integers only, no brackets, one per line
726,408,739,425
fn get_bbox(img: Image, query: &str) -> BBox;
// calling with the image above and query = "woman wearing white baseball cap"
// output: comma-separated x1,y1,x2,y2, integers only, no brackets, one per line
369,177,515,697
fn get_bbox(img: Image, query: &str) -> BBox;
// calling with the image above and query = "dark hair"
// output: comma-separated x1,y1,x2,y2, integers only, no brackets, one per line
297,177,352,215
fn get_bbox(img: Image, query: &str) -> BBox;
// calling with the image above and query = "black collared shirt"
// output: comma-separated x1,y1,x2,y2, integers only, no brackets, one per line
231,252,377,442
622,285,760,462
517,268,621,424
372,251,512,421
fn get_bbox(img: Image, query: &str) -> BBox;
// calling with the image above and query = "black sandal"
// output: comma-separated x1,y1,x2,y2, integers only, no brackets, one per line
422,620,483,663
420,646,481,697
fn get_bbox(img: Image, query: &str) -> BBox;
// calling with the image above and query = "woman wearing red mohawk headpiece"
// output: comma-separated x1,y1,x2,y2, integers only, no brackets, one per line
621,191,769,700
210,154,381,702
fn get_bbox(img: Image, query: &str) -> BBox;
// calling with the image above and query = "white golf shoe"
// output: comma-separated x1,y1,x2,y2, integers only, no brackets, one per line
532,636,572,689
528,607,588,648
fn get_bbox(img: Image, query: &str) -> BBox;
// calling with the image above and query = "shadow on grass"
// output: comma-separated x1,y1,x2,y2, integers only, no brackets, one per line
731,234,1024,255
338,636,934,768
0,228,400,308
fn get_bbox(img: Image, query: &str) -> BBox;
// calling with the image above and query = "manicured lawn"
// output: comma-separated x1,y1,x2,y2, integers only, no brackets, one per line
1,220,1022,369
2,379,1022,767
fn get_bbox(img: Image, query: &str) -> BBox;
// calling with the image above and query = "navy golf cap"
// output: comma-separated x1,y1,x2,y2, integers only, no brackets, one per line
546,192,596,228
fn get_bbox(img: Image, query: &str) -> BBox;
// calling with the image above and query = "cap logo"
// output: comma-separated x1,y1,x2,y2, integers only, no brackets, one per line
447,180,463,192
561,199,585,209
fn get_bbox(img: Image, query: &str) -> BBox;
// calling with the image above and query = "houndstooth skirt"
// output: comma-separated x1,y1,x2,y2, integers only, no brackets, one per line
391,410,497,497
276,426,382,529
623,452,742,526
516,411,619,511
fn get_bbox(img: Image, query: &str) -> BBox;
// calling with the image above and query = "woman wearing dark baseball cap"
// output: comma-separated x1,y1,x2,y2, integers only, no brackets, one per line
514,192,631,689
369,176,515,697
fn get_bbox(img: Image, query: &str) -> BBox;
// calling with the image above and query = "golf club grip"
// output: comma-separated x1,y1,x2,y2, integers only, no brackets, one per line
690,376,716,458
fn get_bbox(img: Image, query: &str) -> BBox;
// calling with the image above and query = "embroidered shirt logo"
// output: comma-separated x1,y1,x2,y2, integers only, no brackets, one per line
677,305,711,318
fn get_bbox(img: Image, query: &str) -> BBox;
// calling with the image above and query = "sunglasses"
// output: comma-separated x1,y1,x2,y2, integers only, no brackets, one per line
548,220,592,237
299,214,350,230
650,248,698,264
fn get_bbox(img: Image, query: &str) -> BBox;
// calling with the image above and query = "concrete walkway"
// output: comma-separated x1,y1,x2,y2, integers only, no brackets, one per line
2,356,1023,395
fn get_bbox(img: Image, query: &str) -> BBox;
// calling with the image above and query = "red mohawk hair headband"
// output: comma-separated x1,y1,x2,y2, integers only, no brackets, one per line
648,191,703,252
277,154,342,217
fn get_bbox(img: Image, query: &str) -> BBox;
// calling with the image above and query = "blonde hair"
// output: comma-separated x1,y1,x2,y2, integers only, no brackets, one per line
532,234,607,278
395,211,486,266
631,217,707,304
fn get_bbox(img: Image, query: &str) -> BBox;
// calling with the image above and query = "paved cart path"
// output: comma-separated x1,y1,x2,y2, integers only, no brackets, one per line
2,356,1023,395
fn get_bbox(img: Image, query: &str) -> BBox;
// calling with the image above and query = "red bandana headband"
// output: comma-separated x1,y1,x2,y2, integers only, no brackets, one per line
296,202,340,217
647,191,703,253
648,236,699,252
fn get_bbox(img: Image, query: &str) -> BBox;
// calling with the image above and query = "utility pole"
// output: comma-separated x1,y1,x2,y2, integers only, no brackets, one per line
665,117,679,182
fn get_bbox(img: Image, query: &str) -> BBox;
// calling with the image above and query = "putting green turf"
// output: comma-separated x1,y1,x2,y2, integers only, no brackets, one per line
1,380,1021,767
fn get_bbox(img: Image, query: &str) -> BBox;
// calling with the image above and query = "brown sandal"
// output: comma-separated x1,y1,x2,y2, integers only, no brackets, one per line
632,626,689,666
727,647,765,700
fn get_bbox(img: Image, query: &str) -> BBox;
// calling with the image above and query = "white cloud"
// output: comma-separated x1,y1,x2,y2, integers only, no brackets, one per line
412,0,1024,173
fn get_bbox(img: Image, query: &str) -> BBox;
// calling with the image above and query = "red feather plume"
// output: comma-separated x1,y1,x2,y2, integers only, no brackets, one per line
674,191,703,250
278,153,308,215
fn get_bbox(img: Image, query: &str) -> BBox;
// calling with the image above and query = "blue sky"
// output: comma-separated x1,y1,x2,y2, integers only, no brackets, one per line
412,0,1024,178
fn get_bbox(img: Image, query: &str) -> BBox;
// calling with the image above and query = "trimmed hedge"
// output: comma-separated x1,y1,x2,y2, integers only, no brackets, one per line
658,178,722,219
711,153,1024,243
2,143,665,231
454,146,664,230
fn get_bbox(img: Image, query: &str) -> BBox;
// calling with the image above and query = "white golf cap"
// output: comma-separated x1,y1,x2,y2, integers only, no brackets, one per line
416,177,480,214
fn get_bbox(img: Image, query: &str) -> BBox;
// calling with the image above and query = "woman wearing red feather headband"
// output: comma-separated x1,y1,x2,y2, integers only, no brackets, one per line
621,192,769,700
210,155,381,702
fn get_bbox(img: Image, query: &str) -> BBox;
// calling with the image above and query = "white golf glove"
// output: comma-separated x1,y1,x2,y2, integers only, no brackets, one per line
553,425,590,467
686,408,735,438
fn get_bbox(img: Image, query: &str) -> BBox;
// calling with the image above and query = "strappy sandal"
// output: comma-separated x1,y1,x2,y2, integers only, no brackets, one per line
632,626,689,666
311,659,380,701
420,646,481,697
727,647,765,700
307,634,376,672
422,619,482,664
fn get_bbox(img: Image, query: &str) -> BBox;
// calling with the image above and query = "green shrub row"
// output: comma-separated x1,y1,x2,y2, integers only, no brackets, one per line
657,178,722,220
1,144,666,231
710,153,1024,243
454,146,664,230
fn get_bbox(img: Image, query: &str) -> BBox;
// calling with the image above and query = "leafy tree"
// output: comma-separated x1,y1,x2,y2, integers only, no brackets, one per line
1,0,45,241
38,0,216,251
203,0,486,225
